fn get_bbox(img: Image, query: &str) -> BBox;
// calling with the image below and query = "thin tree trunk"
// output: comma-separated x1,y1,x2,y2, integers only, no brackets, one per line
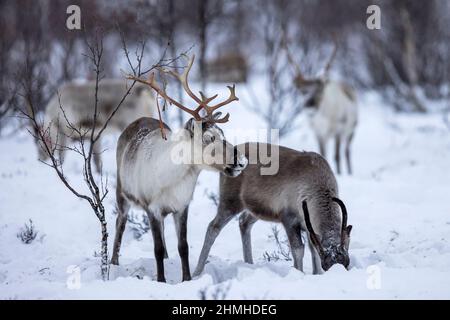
99,209,109,280
400,6,426,113
168,0,184,126
198,0,208,92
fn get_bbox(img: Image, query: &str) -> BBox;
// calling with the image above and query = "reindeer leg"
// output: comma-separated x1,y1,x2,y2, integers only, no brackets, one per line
147,211,166,282
173,207,191,281
281,212,304,272
193,207,236,277
239,211,258,264
318,136,326,159
345,132,354,175
308,236,323,275
160,219,169,259
335,135,342,175
111,186,130,265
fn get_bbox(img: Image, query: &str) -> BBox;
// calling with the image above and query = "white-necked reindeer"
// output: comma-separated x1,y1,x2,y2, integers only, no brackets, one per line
286,41,358,175
194,143,352,276
111,55,248,282
36,79,156,172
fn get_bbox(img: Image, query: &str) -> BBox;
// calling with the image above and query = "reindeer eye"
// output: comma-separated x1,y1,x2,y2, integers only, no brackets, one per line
204,134,215,143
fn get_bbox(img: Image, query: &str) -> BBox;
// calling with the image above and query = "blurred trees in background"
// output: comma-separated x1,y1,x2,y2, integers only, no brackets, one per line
1,0,450,124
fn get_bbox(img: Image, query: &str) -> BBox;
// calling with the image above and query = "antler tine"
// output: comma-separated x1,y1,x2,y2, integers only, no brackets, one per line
280,29,310,85
282,37,304,81
332,197,348,236
204,85,239,116
127,73,202,121
323,36,338,76
212,113,230,123
130,54,239,124
200,91,218,104
162,54,203,105
302,200,325,255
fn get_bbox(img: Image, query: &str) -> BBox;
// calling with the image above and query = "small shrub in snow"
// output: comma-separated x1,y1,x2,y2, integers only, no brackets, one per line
199,282,231,300
263,225,292,262
204,189,219,207
113,206,150,240
126,211,150,240
17,219,38,244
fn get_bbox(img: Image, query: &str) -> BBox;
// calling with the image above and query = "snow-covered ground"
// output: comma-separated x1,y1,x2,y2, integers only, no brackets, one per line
1,87,450,299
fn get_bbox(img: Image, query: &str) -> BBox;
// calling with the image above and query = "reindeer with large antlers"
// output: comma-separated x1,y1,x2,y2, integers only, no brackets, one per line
285,38,358,175
111,55,248,282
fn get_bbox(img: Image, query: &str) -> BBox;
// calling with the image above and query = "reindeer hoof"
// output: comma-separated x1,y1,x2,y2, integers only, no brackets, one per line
182,274,192,282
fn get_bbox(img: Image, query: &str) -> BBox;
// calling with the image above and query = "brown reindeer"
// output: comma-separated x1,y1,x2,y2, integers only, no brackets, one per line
36,79,156,172
194,143,352,276
111,55,248,282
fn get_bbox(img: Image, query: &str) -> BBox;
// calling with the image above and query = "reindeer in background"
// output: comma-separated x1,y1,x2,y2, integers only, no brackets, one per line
285,38,358,175
35,79,156,172
112,55,248,282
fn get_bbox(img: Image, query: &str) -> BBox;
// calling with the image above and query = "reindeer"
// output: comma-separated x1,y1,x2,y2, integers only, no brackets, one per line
111,55,248,282
194,143,352,276
206,52,248,83
35,79,156,172
285,40,358,175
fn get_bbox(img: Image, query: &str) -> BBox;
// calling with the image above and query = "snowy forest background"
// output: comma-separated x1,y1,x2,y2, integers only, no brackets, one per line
1,0,450,299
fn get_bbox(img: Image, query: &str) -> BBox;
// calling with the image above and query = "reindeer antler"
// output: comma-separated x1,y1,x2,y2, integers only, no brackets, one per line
280,32,315,87
127,72,203,121
161,54,204,105
302,200,325,256
128,54,239,125
281,30,339,87
202,85,238,121
332,197,349,246
281,32,305,83
322,35,338,77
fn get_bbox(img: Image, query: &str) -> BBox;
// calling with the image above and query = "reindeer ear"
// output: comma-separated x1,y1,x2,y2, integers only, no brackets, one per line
134,85,147,96
212,112,222,120
346,225,353,236
184,118,196,135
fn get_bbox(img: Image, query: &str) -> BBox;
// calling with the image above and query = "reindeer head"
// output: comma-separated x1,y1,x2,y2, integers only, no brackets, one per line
296,77,326,110
182,115,247,177
128,54,248,177
302,197,352,271
283,36,337,109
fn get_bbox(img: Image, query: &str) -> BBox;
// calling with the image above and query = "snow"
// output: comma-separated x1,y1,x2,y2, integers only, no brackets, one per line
1,86,450,299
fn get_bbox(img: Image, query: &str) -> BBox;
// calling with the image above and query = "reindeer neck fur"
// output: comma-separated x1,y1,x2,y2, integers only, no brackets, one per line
118,119,202,217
